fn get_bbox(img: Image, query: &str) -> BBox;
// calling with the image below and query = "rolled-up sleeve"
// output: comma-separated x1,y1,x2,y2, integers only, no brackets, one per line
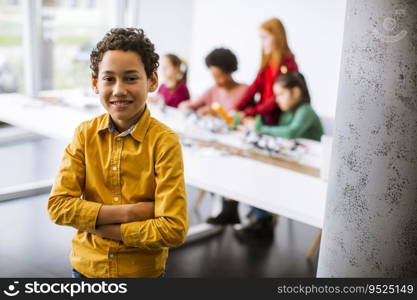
47,124,102,230
120,133,188,249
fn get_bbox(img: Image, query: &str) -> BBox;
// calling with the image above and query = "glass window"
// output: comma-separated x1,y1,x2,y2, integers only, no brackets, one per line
0,0,23,93
40,0,114,91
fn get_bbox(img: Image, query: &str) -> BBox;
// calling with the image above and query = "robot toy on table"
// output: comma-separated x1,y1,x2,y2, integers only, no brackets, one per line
242,129,306,160
184,108,232,134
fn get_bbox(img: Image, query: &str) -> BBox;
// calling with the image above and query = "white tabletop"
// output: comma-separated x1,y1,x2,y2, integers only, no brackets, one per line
0,92,327,228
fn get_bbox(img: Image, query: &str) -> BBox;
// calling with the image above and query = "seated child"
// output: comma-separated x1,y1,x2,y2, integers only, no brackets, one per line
153,53,190,108
48,28,188,278
179,48,248,226
179,48,248,116
254,72,323,140
234,71,323,241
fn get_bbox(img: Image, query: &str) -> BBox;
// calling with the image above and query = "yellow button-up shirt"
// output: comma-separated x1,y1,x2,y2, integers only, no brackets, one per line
48,107,188,278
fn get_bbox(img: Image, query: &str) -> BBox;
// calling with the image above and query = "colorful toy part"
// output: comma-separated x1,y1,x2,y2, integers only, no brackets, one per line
211,102,234,127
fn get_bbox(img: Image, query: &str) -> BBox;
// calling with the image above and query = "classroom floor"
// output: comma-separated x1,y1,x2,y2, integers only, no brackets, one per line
0,131,321,277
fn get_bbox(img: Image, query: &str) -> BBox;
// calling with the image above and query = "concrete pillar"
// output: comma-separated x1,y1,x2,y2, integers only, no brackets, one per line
317,0,417,277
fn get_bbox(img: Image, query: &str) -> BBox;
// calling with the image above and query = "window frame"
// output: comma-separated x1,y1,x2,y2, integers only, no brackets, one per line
22,0,133,97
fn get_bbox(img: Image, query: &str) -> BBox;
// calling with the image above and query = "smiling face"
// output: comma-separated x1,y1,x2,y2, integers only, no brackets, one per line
92,50,158,131
273,82,301,111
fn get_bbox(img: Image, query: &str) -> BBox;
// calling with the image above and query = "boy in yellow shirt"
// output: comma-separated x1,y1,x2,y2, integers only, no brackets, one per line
48,28,188,278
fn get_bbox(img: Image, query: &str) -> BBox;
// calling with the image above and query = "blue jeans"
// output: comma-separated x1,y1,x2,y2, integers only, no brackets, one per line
71,269,87,278
71,269,167,278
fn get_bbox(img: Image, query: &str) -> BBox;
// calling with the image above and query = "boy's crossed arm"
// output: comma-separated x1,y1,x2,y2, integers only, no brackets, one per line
85,202,155,241
48,124,155,241
49,125,187,248
96,201,154,225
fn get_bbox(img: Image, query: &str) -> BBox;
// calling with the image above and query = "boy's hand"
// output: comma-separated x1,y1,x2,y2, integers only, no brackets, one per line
96,201,155,226
85,225,122,241
125,201,155,222
84,201,154,241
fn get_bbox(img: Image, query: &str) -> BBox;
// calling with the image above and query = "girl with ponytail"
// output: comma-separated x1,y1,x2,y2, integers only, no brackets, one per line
155,53,190,108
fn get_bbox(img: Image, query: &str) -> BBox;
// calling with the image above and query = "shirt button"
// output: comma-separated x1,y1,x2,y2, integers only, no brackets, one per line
114,197,119,201
112,166,117,171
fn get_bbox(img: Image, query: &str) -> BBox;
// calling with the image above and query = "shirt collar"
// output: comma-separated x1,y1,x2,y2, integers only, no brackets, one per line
96,106,151,143
108,118,135,136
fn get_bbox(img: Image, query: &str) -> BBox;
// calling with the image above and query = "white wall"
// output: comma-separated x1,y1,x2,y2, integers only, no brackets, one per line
188,0,347,121
136,0,194,64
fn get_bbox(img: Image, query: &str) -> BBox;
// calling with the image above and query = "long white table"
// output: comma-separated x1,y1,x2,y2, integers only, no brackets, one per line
0,92,327,243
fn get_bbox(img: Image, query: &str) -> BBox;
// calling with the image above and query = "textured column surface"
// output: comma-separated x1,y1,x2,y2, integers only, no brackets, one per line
317,0,417,277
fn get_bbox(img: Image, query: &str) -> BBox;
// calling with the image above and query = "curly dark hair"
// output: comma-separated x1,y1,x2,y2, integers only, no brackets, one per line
205,48,238,74
90,27,159,78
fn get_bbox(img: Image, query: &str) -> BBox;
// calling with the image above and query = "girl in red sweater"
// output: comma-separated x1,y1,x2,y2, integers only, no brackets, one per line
235,17,298,125
209,18,298,240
